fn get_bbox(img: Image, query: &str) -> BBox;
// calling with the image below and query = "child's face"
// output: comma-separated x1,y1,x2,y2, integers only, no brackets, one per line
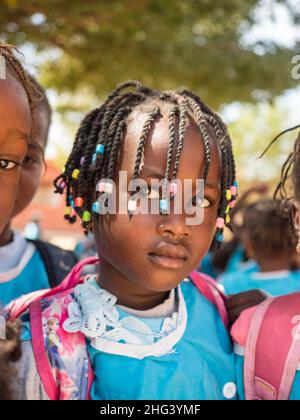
0,71,30,234
11,105,48,218
93,105,221,293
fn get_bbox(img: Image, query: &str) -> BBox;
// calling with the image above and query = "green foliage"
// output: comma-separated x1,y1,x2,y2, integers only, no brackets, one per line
228,102,297,185
0,0,299,108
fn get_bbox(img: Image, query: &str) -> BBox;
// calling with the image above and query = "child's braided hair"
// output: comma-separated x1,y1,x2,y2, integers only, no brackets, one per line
54,81,237,244
0,42,39,116
260,125,300,218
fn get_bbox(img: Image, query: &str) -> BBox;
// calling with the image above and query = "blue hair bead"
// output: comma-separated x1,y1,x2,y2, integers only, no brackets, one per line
216,232,224,242
160,199,169,212
234,181,238,188
96,144,105,154
92,153,97,164
92,201,101,214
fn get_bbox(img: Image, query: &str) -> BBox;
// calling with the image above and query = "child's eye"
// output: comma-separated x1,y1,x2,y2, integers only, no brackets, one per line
192,197,211,208
0,159,18,170
23,156,38,166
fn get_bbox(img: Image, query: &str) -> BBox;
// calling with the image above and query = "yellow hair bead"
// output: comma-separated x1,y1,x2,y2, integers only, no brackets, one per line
225,205,230,214
64,206,71,216
226,214,230,224
226,190,232,201
72,169,80,180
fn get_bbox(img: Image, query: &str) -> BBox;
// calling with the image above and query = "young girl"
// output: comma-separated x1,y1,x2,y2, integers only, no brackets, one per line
0,43,37,399
220,199,300,296
231,127,300,400
0,75,77,306
0,43,34,234
11,81,241,400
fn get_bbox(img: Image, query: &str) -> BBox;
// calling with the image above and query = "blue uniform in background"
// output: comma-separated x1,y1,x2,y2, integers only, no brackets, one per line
220,269,300,296
0,232,49,305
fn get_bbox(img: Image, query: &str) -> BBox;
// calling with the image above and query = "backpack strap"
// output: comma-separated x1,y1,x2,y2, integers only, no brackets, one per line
243,292,300,400
30,299,59,400
8,257,99,320
28,240,78,288
30,293,94,400
190,271,229,329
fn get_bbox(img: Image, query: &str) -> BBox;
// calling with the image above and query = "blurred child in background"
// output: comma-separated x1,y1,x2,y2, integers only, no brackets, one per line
0,42,36,400
199,184,269,279
0,74,77,306
220,199,300,296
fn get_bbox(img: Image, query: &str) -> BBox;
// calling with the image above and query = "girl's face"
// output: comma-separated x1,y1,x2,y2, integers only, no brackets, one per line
0,71,30,234
93,104,221,300
11,104,48,218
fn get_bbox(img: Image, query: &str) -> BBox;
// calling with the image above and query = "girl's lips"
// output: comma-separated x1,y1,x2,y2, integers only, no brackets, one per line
148,243,188,269
148,253,187,269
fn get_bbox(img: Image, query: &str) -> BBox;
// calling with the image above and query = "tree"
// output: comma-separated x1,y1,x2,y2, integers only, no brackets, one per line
0,0,299,109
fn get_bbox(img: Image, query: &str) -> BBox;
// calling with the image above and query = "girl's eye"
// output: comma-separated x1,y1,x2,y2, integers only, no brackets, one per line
193,197,211,208
0,159,18,170
139,186,160,200
23,156,37,166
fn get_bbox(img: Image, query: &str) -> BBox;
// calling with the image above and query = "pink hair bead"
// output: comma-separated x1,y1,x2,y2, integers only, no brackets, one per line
170,183,178,195
98,182,106,193
80,157,85,166
216,217,225,229
229,200,236,209
230,186,237,196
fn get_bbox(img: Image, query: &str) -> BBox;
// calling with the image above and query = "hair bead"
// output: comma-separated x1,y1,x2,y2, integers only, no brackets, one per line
72,169,80,180
170,182,178,196
216,217,225,229
128,199,137,212
216,232,224,242
92,201,101,214
160,199,169,213
82,211,91,222
96,144,105,154
226,189,232,201
75,197,84,208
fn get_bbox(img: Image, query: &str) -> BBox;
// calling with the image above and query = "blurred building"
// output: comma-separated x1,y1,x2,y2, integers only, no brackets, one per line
13,160,84,250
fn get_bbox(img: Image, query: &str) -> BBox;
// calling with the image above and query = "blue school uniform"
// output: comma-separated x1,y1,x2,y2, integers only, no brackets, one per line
220,269,300,296
82,277,239,400
0,232,50,305
225,244,257,275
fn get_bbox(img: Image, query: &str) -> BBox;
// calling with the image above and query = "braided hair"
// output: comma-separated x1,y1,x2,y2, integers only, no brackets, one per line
0,43,39,116
54,81,237,243
260,125,300,218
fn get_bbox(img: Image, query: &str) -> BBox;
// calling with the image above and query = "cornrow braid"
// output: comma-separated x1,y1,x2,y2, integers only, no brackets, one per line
261,125,300,217
172,103,187,181
161,105,179,206
132,106,161,179
55,81,237,244
179,94,211,181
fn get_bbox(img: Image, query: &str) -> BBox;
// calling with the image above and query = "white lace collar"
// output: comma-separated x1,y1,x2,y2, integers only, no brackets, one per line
63,276,188,359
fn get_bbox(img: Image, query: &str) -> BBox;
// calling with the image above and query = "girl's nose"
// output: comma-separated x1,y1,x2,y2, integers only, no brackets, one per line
157,213,190,241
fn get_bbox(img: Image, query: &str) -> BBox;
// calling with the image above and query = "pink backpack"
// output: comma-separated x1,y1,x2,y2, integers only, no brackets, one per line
231,292,300,400
7,257,228,400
